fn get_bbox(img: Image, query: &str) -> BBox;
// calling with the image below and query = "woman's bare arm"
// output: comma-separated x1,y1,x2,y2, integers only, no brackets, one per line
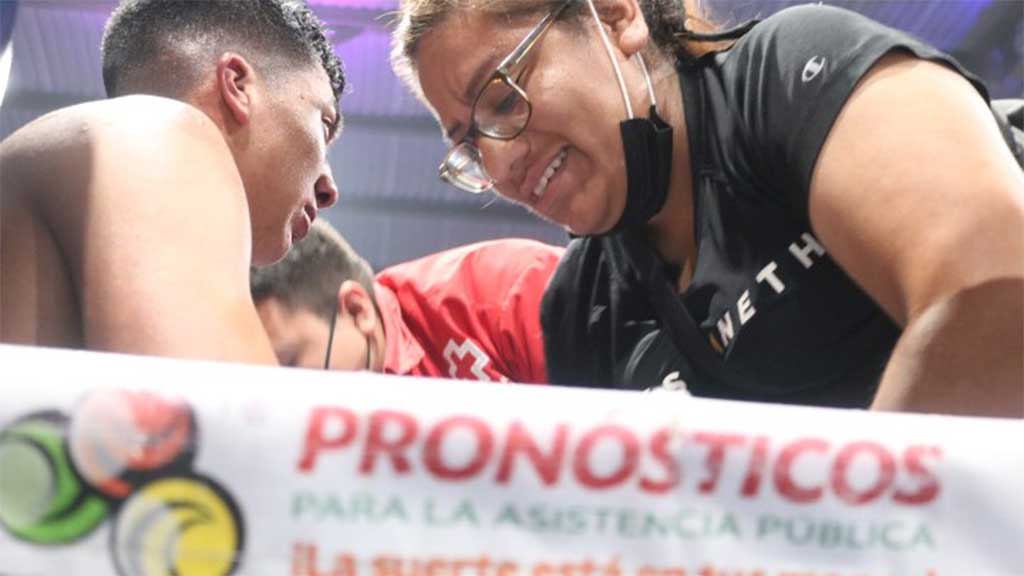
809,54,1024,417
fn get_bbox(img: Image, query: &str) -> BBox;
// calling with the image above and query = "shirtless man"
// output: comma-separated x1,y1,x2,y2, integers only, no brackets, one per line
0,0,342,364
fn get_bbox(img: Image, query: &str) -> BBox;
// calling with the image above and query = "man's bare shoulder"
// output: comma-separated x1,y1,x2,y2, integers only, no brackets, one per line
1,95,221,167
1,95,268,360
0,95,240,235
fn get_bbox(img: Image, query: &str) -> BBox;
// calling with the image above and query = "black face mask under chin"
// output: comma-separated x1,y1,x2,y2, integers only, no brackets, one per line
603,105,674,234
573,0,752,237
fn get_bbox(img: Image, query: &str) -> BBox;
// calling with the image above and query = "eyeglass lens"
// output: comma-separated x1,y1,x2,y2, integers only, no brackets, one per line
475,77,530,139
441,144,493,193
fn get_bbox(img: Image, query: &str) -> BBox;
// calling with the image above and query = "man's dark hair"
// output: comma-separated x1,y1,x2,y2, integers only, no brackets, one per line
102,0,345,102
250,221,375,322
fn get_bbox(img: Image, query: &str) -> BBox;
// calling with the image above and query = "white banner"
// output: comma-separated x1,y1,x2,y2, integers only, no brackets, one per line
0,344,1021,576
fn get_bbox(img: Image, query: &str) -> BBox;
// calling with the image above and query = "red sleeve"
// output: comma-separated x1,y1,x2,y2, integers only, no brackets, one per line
494,243,563,383
376,239,564,384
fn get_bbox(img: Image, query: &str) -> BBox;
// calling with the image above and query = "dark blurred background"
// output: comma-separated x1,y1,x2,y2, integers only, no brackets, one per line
1,0,1021,270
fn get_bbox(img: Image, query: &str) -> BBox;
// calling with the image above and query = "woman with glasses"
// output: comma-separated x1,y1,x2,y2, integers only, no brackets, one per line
390,0,1024,417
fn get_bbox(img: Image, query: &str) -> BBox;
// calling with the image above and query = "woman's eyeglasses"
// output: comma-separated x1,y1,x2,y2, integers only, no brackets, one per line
439,1,572,194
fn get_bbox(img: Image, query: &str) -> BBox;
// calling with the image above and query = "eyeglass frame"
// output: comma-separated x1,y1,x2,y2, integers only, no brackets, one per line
438,0,574,193
322,295,375,372
324,297,338,370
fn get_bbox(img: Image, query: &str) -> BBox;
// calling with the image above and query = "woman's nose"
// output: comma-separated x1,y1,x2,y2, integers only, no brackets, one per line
478,136,530,200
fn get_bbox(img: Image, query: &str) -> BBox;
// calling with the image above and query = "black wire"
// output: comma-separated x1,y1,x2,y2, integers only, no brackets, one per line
323,299,338,371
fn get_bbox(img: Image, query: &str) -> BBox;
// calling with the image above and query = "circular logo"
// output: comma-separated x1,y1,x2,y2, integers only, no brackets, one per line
69,390,196,499
111,475,244,576
0,411,109,544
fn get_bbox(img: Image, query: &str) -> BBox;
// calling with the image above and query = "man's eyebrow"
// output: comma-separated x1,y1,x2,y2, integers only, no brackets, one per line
444,55,500,141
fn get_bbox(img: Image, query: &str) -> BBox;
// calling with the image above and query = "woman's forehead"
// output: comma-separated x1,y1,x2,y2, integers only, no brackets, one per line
420,7,524,53
416,12,514,95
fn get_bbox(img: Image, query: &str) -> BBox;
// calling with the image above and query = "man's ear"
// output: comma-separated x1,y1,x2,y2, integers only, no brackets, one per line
338,281,377,336
591,0,650,58
217,52,257,126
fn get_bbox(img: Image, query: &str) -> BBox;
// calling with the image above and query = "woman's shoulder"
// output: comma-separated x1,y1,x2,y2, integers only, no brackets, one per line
721,3,910,70
741,4,884,43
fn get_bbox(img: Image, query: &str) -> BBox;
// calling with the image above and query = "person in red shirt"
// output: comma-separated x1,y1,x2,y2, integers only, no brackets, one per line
249,221,563,383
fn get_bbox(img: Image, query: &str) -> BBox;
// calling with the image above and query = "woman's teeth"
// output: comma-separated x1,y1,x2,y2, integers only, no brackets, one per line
532,148,568,198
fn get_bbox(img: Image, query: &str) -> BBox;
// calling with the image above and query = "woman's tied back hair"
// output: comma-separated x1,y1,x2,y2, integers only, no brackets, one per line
102,0,345,103
390,0,721,101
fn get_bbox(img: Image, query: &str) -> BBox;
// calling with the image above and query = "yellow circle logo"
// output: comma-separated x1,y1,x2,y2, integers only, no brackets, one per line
110,475,243,576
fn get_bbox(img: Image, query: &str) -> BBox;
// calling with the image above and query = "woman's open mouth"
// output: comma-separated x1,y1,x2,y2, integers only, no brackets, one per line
531,147,568,200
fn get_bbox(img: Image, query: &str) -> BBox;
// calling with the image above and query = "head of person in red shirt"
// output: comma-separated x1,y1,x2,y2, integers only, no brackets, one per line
250,220,383,371
251,220,562,382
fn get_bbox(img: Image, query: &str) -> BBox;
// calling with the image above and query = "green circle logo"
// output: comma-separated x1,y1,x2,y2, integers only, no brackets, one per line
0,411,109,544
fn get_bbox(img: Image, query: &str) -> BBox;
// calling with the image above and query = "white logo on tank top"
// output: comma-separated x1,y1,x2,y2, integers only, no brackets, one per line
802,56,827,83
443,338,493,381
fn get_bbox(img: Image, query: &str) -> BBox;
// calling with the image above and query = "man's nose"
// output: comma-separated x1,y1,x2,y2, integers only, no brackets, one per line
314,163,339,209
